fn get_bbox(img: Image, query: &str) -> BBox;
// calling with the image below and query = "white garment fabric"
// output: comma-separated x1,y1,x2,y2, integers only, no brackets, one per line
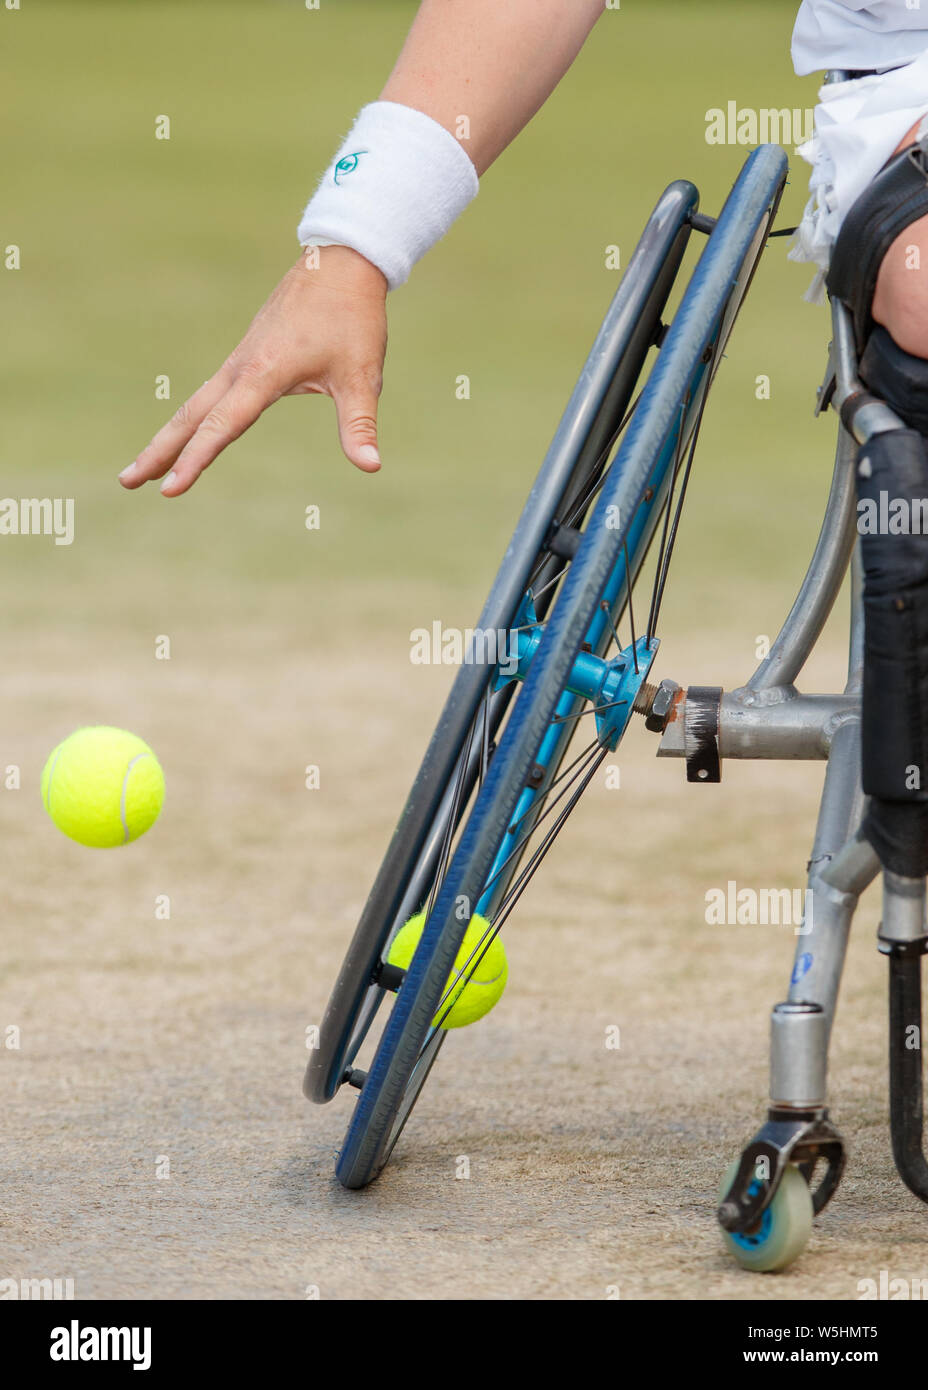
793,0,928,76
789,50,928,301
297,101,479,291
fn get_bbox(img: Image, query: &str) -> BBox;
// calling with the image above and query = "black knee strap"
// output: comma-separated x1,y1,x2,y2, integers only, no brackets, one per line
830,145,928,874
863,800,928,878
857,428,928,874
859,327,928,437
827,140,928,354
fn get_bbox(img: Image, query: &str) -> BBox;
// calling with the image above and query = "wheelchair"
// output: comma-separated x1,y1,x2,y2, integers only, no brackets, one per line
305,133,928,1272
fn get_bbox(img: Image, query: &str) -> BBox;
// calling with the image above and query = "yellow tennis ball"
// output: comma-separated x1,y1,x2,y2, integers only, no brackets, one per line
387,910,507,1028
41,726,165,848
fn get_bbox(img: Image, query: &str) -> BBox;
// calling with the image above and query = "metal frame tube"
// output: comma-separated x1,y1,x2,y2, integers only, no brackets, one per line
718,693,857,760
745,423,858,695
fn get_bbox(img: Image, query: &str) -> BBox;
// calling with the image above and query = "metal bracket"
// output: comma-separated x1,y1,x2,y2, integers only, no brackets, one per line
718,1108,846,1233
684,685,722,782
544,520,582,561
815,343,837,418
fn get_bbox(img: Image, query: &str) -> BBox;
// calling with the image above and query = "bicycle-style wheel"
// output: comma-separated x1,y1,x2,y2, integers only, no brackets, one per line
313,145,788,1190
306,176,698,1104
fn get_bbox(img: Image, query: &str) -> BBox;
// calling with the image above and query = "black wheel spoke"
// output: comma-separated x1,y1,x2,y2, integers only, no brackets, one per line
424,709,479,925
479,686,492,788
552,697,627,727
647,377,711,641
623,538,639,672
449,736,605,935
492,744,610,930
423,740,609,1038
559,389,645,533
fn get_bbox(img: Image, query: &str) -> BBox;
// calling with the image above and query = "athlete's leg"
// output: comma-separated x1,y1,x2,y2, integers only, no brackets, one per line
827,120,928,876
873,119,928,357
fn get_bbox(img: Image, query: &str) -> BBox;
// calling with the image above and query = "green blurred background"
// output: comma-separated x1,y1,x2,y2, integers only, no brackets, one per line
1,0,834,659
3,3,888,1303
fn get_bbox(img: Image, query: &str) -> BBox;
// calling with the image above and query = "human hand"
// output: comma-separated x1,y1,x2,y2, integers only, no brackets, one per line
120,245,388,497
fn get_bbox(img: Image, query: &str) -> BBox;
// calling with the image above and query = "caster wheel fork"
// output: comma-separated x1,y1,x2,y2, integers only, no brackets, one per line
718,1108,846,1271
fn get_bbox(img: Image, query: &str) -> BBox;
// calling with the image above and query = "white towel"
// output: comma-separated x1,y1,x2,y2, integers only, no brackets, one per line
790,50,928,301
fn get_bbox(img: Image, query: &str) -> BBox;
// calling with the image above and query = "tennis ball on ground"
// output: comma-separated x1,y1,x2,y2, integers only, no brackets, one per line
41,726,165,848
387,910,507,1028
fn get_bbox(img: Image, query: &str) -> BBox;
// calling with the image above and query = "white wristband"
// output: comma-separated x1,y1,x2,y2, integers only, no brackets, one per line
297,101,479,290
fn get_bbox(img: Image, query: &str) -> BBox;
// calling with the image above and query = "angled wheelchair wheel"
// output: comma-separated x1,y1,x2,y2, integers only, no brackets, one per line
311,145,788,1191
306,174,699,1106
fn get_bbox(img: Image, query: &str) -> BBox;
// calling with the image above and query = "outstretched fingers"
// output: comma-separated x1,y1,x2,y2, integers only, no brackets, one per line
120,373,235,490
119,368,277,496
157,371,279,496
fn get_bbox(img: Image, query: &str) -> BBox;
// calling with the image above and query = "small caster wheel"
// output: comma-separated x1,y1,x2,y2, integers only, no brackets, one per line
718,1159,813,1272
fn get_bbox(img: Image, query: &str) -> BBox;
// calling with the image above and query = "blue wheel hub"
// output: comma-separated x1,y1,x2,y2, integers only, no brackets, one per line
495,591,659,751
730,1180,774,1250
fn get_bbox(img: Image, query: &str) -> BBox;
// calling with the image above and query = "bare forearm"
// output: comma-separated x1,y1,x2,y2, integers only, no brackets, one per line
127,1,604,496
381,0,604,175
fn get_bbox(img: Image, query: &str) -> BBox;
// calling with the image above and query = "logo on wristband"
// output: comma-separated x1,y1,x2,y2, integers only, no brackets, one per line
334,150,368,185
